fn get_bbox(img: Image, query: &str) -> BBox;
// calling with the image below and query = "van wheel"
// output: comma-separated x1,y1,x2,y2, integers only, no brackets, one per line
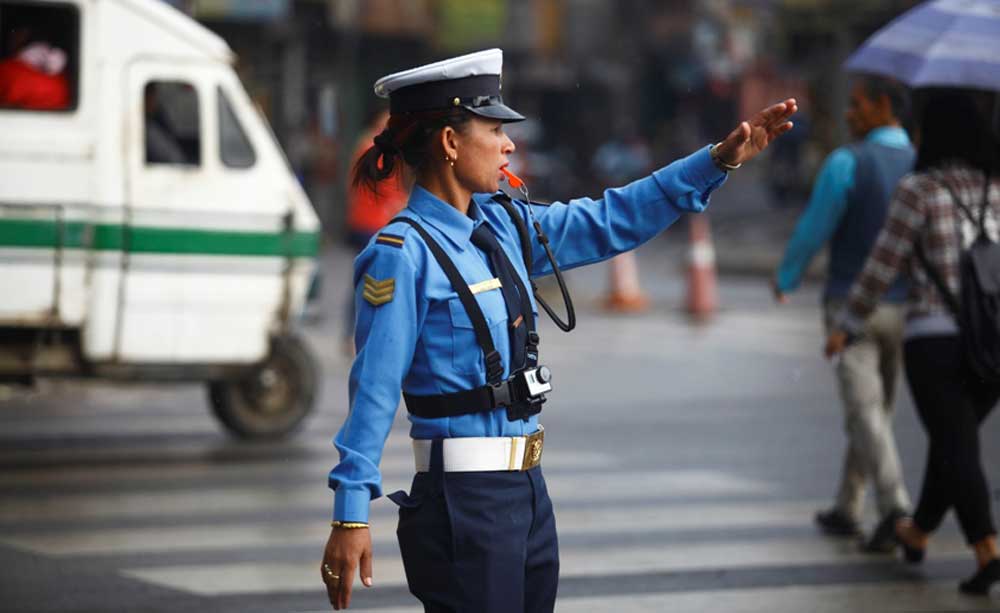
208,335,318,439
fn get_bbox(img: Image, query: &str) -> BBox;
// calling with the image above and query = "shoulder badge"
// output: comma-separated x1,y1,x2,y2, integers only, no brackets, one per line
375,232,405,249
363,274,395,306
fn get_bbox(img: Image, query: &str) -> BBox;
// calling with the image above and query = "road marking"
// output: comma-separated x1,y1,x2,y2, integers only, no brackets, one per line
118,536,976,597
289,580,999,613
0,469,775,523
0,500,882,556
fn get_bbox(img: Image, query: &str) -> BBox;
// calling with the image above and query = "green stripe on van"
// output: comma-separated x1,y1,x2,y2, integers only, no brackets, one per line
0,219,320,257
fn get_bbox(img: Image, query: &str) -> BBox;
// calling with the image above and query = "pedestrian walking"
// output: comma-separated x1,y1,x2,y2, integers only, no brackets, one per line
826,91,1000,595
773,75,913,551
321,48,797,611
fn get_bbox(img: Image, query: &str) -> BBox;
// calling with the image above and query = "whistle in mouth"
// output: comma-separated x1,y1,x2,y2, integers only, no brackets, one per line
500,167,524,189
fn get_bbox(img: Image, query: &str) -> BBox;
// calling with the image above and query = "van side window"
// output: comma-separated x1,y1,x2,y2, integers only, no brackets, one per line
144,81,200,166
0,2,80,112
218,87,256,168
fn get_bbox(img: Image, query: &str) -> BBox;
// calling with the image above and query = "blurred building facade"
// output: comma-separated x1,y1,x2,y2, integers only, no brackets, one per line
159,0,921,237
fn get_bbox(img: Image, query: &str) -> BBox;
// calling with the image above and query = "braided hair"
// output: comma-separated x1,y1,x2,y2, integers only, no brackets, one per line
352,108,473,193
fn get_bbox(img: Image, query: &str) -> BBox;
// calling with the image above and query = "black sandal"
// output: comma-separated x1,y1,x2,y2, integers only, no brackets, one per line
959,558,1000,596
894,518,926,564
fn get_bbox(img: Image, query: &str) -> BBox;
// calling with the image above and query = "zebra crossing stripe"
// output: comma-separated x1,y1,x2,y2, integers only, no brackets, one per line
0,469,777,523
117,536,977,598
0,500,968,558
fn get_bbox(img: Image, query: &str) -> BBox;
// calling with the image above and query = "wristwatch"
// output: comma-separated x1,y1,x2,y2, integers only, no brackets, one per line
710,143,742,172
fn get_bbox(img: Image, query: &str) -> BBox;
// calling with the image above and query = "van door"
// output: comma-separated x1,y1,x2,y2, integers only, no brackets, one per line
121,60,288,365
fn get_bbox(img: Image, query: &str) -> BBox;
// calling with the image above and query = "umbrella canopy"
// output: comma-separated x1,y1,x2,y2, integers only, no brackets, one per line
844,0,1000,91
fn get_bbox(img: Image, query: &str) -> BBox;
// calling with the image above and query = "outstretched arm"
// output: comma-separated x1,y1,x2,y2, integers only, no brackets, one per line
521,99,799,277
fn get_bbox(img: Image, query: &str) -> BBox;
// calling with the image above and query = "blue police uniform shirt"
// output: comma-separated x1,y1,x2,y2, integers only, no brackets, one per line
330,146,726,522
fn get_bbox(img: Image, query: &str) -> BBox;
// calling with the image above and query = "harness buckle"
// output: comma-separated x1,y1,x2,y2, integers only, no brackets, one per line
484,350,504,385
490,380,512,408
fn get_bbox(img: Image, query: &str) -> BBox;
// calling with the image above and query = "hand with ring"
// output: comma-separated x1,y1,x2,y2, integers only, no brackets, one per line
321,524,373,610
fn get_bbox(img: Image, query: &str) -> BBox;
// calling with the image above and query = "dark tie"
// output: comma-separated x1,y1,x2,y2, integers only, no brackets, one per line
470,223,529,371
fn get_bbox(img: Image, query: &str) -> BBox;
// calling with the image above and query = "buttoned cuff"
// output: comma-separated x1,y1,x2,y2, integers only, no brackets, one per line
333,487,371,523
651,145,727,213
688,144,729,185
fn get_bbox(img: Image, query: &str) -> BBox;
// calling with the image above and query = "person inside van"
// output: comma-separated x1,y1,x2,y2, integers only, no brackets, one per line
0,24,70,111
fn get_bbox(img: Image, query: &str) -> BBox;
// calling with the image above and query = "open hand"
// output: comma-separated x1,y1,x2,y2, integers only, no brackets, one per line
714,98,797,167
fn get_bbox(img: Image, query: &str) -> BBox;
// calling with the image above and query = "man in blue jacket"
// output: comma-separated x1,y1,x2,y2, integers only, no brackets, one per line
773,75,913,552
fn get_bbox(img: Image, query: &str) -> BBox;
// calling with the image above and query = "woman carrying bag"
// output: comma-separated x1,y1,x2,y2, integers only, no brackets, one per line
827,91,1000,595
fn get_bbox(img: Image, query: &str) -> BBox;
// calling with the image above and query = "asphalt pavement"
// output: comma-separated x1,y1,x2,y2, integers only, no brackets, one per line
1,193,999,611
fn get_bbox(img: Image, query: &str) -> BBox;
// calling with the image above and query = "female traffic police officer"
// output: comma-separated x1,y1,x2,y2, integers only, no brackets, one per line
321,48,796,611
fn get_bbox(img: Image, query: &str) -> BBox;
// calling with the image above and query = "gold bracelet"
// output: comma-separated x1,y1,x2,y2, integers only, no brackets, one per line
331,521,369,529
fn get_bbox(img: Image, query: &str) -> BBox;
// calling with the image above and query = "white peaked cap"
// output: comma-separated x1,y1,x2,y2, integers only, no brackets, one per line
372,48,524,122
374,48,503,97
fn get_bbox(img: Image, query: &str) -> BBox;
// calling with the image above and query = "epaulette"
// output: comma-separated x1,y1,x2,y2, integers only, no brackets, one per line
374,232,405,249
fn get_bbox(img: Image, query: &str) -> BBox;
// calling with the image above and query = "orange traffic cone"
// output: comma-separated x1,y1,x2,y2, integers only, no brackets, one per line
686,215,717,321
602,252,650,313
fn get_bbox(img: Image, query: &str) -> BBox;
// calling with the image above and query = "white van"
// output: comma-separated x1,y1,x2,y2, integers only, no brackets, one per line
0,0,322,438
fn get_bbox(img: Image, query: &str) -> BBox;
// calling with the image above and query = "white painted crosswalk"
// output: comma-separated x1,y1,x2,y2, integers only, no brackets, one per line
0,428,991,612
2,269,999,611
119,535,979,598
2,499,826,556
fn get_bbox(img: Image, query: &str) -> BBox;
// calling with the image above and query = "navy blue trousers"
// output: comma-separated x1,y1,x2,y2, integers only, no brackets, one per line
389,443,559,613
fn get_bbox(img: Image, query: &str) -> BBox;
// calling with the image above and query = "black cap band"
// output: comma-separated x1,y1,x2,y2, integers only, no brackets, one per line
390,74,500,114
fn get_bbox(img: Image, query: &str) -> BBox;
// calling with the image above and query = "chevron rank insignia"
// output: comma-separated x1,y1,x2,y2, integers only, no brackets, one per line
363,274,395,306
375,233,405,249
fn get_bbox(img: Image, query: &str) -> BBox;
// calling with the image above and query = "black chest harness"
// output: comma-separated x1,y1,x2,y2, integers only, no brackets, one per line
392,192,573,422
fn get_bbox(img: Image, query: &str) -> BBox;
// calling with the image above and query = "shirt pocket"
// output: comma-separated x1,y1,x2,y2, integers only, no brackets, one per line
448,292,508,375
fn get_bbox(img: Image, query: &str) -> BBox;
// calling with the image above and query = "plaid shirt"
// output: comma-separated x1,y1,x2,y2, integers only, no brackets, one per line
840,163,999,334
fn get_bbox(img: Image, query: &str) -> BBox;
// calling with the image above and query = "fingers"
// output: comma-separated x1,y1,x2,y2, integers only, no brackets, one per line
321,559,352,610
733,121,751,145
754,98,797,130
715,121,749,163
752,100,789,125
360,547,373,588
337,563,356,609
321,563,340,610
773,121,794,136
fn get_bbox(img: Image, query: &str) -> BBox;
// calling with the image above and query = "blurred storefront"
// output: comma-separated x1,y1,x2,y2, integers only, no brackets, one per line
157,0,925,232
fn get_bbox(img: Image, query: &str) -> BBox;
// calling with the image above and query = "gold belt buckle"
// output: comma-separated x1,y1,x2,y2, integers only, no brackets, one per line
520,426,544,471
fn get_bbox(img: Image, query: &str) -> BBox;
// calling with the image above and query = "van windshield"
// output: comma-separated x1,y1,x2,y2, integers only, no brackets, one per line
218,87,256,168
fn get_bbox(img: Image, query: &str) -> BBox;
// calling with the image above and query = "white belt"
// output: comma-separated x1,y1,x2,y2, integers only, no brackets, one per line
412,426,545,472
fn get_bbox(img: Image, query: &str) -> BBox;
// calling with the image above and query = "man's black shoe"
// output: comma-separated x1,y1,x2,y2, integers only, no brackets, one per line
814,508,860,536
860,508,906,553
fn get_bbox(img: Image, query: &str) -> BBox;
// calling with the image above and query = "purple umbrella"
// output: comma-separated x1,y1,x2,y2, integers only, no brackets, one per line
845,0,1000,91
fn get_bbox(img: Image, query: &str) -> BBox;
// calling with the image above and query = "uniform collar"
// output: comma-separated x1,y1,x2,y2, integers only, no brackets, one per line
407,185,487,250
865,125,910,148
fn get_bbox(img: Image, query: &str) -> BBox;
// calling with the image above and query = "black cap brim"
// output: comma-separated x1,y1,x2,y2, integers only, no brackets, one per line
464,102,525,123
